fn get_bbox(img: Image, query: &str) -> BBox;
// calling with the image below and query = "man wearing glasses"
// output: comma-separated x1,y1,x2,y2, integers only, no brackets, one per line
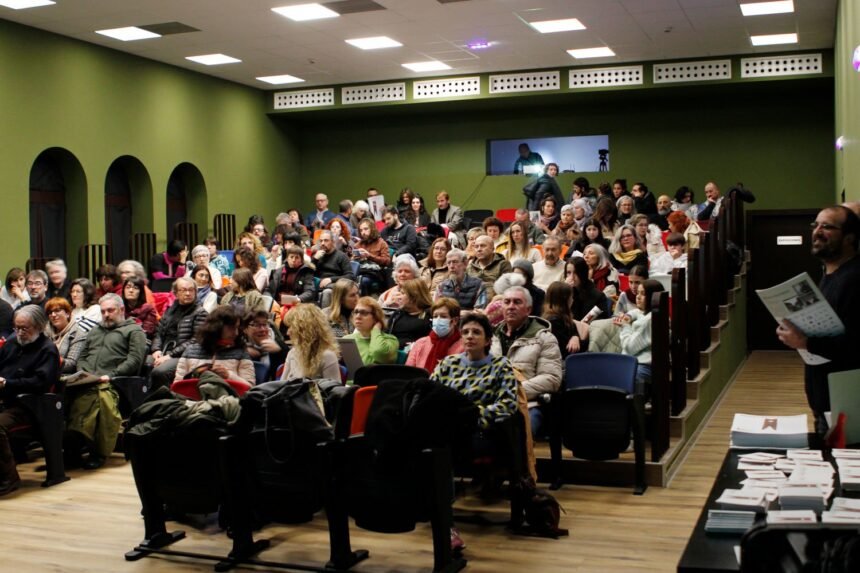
148,277,208,390
0,306,59,495
24,270,49,309
777,206,860,434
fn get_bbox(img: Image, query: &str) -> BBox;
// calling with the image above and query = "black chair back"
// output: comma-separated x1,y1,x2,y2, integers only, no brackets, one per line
353,364,427,387
561,386,630,460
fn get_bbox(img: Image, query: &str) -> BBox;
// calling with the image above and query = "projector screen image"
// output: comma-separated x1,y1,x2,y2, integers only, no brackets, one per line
488,135,609,175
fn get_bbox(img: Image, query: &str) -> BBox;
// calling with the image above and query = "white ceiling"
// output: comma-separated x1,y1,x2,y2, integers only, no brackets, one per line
1,0,838,89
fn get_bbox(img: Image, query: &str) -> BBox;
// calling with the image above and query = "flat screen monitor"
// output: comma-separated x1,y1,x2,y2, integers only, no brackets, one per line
487,135,609,175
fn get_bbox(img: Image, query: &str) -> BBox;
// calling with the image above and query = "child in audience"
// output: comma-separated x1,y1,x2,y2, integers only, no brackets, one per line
616,279,665,394
650,232,688,274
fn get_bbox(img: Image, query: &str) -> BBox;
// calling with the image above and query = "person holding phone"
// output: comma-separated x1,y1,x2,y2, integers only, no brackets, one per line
269,245,317,305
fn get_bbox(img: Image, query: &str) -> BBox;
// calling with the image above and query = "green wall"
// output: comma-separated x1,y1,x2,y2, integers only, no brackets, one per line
0,18,299,270
292,79,834,214
836,0,859,201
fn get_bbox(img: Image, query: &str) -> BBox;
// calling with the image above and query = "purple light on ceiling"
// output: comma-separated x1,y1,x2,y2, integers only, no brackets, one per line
467,39,491,50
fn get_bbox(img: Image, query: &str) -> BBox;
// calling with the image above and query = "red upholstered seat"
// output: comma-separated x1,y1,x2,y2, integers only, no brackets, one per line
349,385,377,437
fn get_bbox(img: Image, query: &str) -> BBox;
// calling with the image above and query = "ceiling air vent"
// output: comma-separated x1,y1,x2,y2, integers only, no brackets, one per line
342,83,406,104
653,60,731,84
274,88,335,109
489,71,560,94
569,66,643,89
324,0,386,15
413,77,480,99
740,54,822,78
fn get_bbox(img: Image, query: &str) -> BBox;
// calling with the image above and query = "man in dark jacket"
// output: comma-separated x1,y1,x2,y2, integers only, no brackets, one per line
467,236,512,299
149,277,207,389
45,259,72,301
381,206,419,257
270,246,317,304
0,306,59,495
436,248,487,310
631,182,657,216
523,163,564,212
777,206,860,435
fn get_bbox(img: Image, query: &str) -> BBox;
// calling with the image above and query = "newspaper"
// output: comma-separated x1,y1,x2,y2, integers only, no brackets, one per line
367,195,386,222
61,371,104,387
755,272,844,365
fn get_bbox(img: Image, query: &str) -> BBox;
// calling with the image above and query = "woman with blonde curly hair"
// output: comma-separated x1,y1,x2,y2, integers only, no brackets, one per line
280,304,341,381
235,231,269,269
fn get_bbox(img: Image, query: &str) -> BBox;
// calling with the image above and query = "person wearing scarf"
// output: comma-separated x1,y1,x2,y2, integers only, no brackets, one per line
608,224,648,275
406,297,464,373
44,297,88,373
572,198,593,231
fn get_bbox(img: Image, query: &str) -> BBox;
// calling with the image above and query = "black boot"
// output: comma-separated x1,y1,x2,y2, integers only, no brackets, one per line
0,434,21,496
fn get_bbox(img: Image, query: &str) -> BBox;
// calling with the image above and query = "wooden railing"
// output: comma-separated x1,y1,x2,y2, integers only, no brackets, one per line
129,233,157,272
213,213,236,251
78,244,112,282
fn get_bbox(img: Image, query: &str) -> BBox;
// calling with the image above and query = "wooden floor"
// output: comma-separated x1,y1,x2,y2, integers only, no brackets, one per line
1,351,809,573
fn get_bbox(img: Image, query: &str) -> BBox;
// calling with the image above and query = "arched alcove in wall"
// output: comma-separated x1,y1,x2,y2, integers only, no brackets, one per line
166,162,207,245
29,147,87,262
105,156,153,264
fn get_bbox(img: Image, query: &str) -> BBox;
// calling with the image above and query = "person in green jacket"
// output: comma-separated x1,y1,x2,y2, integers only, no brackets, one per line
345,296,398,365
65,293,147,469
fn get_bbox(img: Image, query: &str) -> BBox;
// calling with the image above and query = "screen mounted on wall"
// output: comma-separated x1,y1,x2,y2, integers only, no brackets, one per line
487,135,609,176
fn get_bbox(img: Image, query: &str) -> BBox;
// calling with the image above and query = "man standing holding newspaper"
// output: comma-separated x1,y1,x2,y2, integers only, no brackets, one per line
777,206,860,435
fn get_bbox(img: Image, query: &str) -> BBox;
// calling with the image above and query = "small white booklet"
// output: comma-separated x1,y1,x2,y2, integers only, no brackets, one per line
730,413,808,450
767,510,818,525
755,272,844,365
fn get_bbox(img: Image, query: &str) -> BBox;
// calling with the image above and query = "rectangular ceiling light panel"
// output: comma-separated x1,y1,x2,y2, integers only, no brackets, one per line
567,47,615,59
186,53,241,65
345,36,402,49
96,27,161,41
751,33,798,46
257,74,305,85
272,3,339,21
530,18,586,34
0,0,55,8
402,61,451,72
740,1,794,17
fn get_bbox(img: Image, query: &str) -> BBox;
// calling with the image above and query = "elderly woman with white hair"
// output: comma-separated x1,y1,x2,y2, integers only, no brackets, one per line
572,198,593,230
350,200,370,231
116,259,156,305
616,195,637,226
378,254,420,309
187,244,223,288
608,224,649,275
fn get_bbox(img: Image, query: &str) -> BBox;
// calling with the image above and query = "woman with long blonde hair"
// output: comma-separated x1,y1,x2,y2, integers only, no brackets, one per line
280,304,341,381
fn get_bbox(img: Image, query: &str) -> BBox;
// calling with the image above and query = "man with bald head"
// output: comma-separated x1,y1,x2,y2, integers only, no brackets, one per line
651,194,672,230
467,235,512,299
305,193,336,230
697,181,723,221
777,205,860,434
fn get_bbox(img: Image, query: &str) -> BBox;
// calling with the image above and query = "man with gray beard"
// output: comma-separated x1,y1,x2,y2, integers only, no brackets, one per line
0,306,59,495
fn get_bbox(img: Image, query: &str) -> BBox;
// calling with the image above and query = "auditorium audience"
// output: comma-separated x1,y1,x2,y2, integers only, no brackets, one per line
306,193,337,230
511,260,545,317
436,248,487,310
233,246,269,293
524,162,564,212
542,282,588,359
569,176,596,208
653,194,672,230
95,264,122,298
430,191,465,247
221,268,268,316
608,224,648,274
381,206,419,258
122,277,159,339
25,270,49,309
650,233,688,274
149,277,208,389
616,279,666,394
536,196,560,234
346,296,398,365
327,278,359,337
313,230,355,300
582,244,617,293
149,239,187,282
616,195,637,226
403,194,431,228
482,216,505,250
567,257,610,323
379,254,419,309
117,260,156,305
45,297,87,373
697,181,723,221
614,265,648,316
205,236,232,278
631,182,657,216
468,235,512,299
69,278,101,327
532,237,565,291
67,293,146,469
322,217,352,255
420,237,451,293
1,268,29,310
571,199,592,231
45,259,72,301
630,213,666,257
406,297,464,372
489,285,561,437
270,245,316,305
243,309,288,378
514,208,546,246
667,210,702,251
571,219,610,254
0,305,59,495
550,204,579,247
174,305,255,385
353,217,391,295
280,304,341,382
188,245,223,288
386,278,432,348
190,265,219,313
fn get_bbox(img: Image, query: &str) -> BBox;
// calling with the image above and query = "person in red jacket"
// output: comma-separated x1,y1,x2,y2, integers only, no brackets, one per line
406,297,464,373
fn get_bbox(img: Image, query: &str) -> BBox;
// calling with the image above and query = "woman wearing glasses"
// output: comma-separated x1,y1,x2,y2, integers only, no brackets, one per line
608,224,648,275
345,297,398,365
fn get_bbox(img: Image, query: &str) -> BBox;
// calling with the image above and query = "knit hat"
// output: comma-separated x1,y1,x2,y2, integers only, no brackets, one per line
483,298,505,327
511,259,534,282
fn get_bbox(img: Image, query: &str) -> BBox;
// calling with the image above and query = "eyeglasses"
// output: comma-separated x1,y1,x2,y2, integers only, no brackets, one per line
26,281,45,287
249,322,268,329
810,222,841,232
176,287,196,294
353,309,373,317
13,324,33,332
47,309,66,316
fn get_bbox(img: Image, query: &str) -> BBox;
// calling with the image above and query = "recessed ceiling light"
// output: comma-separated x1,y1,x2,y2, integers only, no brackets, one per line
257,74,305,85
750,33,798,46
96,27,161,42
402,61,451,72
345,36,402,50
529,18,586,34
0,0,55,8
186,53,242,66
740,1,794,17
272,3,339,22
567,47,615,59
466,40,492,50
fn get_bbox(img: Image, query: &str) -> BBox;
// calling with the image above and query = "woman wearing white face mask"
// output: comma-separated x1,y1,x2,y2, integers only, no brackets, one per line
405,297,464,373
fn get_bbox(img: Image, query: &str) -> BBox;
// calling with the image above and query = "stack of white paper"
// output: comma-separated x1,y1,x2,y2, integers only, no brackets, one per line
766,510,818,525
822,497,860,524
716,488,770,513
833,451,860,492
778,483,829,512
705,509,757,533
738,452,784,471
730,414,808,449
